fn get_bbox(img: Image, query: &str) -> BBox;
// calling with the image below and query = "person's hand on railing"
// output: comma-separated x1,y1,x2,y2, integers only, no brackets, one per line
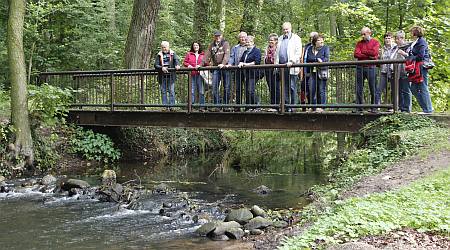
238,62,245,68
218,64,225,68
162,66,169,73
187,65,193,68
175,65,181,70
397,49,408,56
317,58,323,63
286,62,293,67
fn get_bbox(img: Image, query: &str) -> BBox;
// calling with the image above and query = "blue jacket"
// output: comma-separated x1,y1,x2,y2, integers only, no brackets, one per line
306,45,330,71
240,47,262,79
409,37,430,62
229,44,247,66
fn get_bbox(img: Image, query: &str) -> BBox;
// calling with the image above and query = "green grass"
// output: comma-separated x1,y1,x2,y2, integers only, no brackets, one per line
280,167,450,249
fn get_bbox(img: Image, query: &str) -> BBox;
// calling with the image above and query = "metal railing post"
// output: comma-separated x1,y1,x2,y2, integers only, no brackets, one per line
188,74,192,113
280,68,285,113
140,74,145,108
393,63,399,112
110,73,115,112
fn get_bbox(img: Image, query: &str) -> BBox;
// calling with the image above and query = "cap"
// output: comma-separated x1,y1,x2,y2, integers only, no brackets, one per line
214,30,222,36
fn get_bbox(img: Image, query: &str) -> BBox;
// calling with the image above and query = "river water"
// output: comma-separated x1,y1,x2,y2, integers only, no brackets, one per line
0,134,337,249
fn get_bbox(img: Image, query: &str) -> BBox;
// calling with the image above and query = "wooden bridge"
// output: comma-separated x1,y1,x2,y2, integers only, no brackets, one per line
39,59,411,132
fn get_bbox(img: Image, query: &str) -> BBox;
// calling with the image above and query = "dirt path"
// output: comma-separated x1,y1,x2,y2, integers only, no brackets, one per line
247,149,450,250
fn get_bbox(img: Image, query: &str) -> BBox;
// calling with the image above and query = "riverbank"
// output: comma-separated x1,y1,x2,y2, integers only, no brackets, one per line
247,114,450,249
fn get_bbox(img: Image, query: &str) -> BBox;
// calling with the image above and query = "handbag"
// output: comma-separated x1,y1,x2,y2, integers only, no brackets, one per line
318,67,329,80
199,70,212,86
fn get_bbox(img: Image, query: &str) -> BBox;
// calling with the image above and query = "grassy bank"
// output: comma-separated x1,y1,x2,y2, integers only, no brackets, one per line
280,114,450,249
281,168,450,249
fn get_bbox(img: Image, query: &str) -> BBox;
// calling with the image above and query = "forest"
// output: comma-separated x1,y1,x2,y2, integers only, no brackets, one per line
0,0,449,110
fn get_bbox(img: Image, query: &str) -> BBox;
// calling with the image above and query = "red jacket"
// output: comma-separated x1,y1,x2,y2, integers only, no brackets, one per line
354,38,380,67
183,51,204,75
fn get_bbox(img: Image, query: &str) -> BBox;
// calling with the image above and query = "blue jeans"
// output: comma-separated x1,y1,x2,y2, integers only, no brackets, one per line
410,67,433,113
283,68,298,105
376,72,394,105
160,76,175,105
399,77,411,112
245,76,257,105
309,72,327,105
191,74,205,104
212,69,230,104
232,71,245,104
356,66,377,108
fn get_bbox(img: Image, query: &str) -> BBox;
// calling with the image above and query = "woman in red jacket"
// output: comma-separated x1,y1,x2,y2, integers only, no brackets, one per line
183,42,205,105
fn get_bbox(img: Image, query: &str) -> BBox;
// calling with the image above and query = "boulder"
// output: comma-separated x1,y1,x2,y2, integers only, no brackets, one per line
250,229,263,235
272,220,288,228
102,170,116,187
213,221,241,236
154,183,170,194
0,175,5,183
210,234,229,241
250,205,267,218
41,175,57,186
244,216,272,230
224,208,253,224
21,179,37,187
196,221,220,236
60,179,90,191
225,228,245,240
162,202,172,208
253,185,271,195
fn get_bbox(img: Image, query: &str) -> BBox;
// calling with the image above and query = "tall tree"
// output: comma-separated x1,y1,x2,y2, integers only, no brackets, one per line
193,0,209,45
7,0,34,166
124,0,161,69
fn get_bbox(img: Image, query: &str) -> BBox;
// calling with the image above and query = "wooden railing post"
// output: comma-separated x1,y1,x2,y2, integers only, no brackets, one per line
110,73,114,112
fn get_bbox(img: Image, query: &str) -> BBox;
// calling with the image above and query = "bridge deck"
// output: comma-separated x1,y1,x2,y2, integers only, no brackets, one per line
68,110,384,132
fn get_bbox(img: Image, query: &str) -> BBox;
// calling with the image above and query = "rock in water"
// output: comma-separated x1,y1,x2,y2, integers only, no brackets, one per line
60,179,90,191
244,217,272,230
102,170,116,187
224,208,254,225
251,205,267,218
225,228,245,240
0,175,5,183
41,175,57,186
195,221,220,236
212,221,241,236
253,185,272,195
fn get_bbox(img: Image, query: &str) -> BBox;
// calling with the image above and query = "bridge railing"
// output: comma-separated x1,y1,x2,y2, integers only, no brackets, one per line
36,59,406,113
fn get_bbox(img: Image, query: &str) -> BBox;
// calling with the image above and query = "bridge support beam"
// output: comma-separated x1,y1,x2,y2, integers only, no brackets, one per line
67,110,383,132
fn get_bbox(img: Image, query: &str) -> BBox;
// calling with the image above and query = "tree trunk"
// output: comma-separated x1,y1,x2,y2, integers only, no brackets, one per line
8,0,34,166
240,0,259,34
218,0,226,32
193,0,209,45
124,0,160,69
105,0,116,32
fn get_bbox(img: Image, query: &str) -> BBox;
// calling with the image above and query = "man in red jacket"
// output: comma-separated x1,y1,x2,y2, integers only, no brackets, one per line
354,27,380,112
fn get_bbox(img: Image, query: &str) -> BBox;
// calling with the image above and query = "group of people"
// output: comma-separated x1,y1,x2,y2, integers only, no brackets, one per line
154,22,433,114
354,26,433,113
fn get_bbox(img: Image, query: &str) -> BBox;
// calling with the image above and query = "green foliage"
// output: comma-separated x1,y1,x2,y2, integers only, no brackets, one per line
33,130,60,172
28,83,73,126
0,89,10,119
281,168,450,249
70,128,121,163
117,127,226,158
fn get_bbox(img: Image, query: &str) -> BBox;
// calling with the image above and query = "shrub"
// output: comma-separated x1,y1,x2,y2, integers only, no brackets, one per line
70,127,121,163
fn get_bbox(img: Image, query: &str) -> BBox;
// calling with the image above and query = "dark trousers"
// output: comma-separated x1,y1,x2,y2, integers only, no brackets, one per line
356,66,377,107
265,69,280,104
